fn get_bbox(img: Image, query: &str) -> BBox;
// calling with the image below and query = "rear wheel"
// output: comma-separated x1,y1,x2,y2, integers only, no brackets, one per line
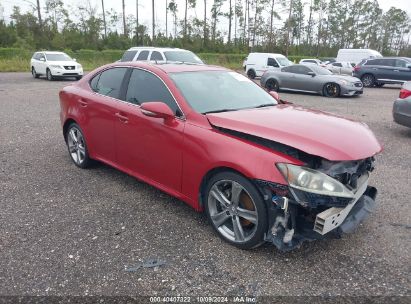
265,79,279,92
247,69,256,79
31,67,39,79
323,83,340,97
65,123,92,168
205,171,267,249
375,82,384,88
46,69,54,81
361,74,375,87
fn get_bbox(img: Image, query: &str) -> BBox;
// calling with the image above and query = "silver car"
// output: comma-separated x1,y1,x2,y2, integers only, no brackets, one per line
393,81,411,128
261,64,363,97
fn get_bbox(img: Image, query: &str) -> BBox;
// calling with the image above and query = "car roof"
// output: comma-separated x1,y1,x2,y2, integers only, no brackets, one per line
108,61,228,74
37,51,66,54
127,47,191,52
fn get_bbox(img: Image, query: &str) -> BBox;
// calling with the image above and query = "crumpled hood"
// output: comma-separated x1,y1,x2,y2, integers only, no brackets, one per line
206,105,382,161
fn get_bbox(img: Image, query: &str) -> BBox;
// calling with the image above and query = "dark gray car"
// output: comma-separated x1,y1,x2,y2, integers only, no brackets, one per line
260,64,363,97
353,57,411,87
393,81,411,128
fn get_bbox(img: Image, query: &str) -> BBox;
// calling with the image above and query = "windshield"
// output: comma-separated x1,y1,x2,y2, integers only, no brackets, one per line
46,53,72,61
277,57,292,66
170,71,277,114
164,51,203,64
309,65,333,75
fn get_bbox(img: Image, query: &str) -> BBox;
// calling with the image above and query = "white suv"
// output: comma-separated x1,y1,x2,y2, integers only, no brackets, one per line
31,51,83,80
120,47,203,64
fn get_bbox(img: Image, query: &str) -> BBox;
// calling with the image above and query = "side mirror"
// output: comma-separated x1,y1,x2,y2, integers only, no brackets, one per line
268,91,280,102
406,64,411,69
73,58,77,62
307,71,316,77
141,102,174,119
40,58,45,62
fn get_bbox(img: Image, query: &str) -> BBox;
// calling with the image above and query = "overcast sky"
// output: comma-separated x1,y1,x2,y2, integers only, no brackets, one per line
0,0,410,33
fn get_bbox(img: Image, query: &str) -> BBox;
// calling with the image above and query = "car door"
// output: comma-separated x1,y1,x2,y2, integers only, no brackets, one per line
84,67,128,163
293,65,318,91
37,53,47,74
374,59,395,81
114,68,184,192
394,59,411,82
278,66,297,89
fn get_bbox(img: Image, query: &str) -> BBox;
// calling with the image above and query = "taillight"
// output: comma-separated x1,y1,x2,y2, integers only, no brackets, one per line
399,89,411,99
353,66,361,72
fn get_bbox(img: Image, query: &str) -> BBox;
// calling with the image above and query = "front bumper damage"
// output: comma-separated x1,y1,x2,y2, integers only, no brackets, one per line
255,162,378,251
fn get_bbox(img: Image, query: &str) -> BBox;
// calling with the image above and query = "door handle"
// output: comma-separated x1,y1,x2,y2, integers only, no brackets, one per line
393,70,399,72
115,112,128,123
79,98,88,107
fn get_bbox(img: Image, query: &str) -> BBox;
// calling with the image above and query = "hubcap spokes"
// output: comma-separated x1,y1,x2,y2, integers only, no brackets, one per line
67,128,85,164
208,180,258,243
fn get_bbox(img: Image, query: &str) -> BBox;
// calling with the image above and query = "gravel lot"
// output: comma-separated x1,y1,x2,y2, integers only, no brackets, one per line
0,72,410,299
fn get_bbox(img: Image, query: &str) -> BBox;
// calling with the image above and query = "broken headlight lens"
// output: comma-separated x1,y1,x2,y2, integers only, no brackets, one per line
276,163,354,198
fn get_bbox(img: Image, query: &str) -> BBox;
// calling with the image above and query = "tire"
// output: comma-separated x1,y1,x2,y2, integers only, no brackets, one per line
361,74,375,87
65,123,92,169
247,69,256,79
76,76,83,80
323,83,340,97
204,171,268,250
31,67,39,79
265,79,279,92
46,68,54,81
375,82,384,88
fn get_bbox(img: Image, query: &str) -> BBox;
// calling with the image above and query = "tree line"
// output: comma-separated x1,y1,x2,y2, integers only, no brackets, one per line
0,0,410,57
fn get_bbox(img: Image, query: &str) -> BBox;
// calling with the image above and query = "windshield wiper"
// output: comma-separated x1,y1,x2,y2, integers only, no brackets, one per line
202,108,239,114
254,103,276,108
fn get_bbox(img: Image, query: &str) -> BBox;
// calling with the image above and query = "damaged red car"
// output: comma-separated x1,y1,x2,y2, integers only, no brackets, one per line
59,62,382,251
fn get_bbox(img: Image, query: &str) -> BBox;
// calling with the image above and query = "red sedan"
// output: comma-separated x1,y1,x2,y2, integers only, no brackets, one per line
59,62,382,251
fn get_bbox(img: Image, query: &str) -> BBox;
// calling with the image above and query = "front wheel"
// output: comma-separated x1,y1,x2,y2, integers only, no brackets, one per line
46,69,54,81
323,83,340,97
205,172,268,249
66,123,92,168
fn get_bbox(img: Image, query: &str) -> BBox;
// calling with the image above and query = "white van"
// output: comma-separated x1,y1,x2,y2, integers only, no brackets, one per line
245,53,291,79
336,49,382,64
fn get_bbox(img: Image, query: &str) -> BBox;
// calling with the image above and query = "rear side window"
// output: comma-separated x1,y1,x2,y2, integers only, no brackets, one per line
90,68,127,99
150,51,164,61
395,59,408,68
121,50,137,62
125,69,178,114
267,58,279,67
136,50,149,60
333,63,342,67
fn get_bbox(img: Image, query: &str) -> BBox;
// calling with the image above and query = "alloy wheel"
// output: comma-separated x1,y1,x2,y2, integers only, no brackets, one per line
207,180,258,243
361,74,374,87
47,69,53,81
67,127,86,165
324,83,340,97
266,79,279,92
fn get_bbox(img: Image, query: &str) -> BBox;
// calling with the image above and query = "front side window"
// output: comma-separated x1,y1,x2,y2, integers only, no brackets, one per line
91,68,128,99
136,50,149,60
121,50,137,62
333,63,342,67
125,69,179,114
267,58,279,67
282,65,299,73
150,51,164,61
170,71,277,114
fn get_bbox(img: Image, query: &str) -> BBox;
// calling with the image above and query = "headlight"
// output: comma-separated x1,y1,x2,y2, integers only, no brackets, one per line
77,64,82,69
276,163,354,198
339,80,348,85
50,65,62,69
